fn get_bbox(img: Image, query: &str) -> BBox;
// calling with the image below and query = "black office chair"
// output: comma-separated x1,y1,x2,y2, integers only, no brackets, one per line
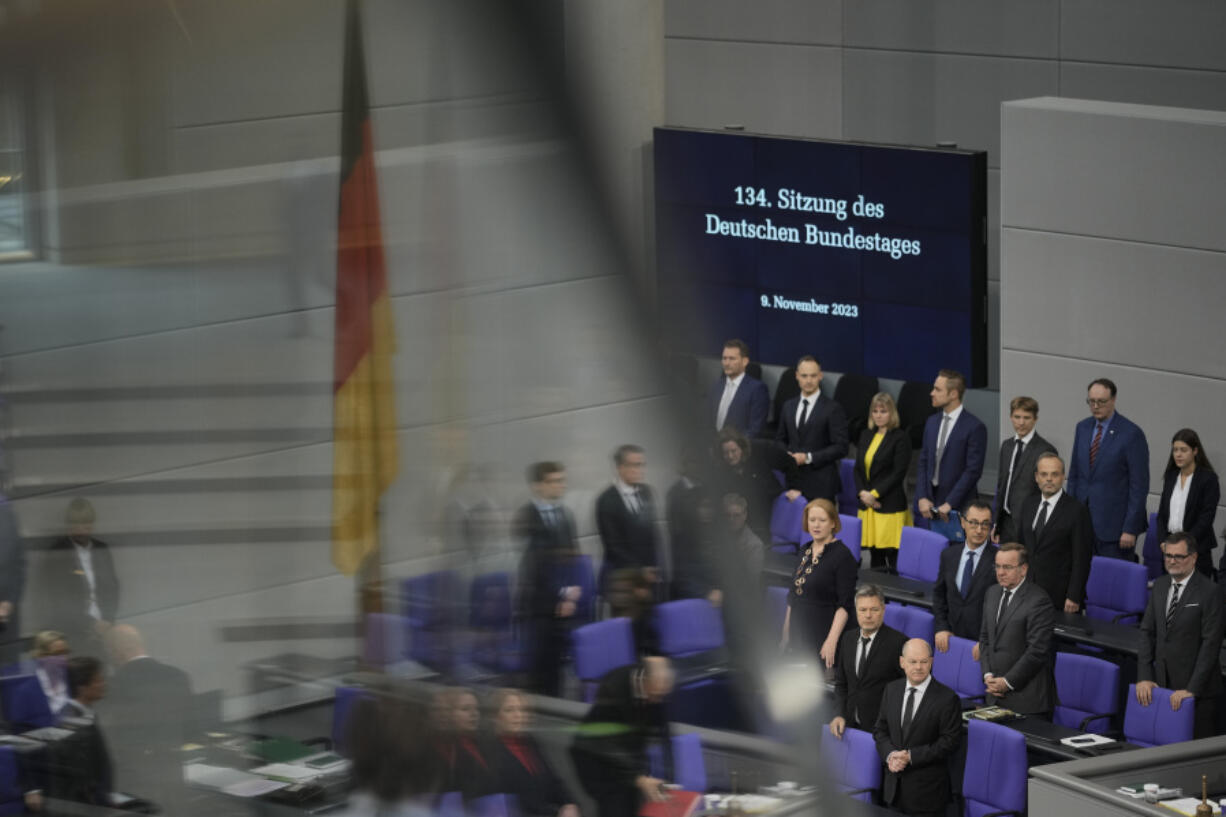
768,366,799,436
832,373,879,445
896,380,936,450
745,361,762,382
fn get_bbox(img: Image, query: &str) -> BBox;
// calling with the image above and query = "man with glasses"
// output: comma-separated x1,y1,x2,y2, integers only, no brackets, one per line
932,500,997,654
1136,532,1224,739
978,543,1056,716
1067,378,1150,560
1019,453,1093,613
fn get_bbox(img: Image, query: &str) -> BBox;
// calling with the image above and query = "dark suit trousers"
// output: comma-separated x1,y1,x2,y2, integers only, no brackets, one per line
1095,539,1136,562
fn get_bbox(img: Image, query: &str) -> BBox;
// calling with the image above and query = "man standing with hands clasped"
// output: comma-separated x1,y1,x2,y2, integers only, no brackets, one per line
873,639,962,817
914,370,986,530
1136,533,1224,739
978,543,1056,717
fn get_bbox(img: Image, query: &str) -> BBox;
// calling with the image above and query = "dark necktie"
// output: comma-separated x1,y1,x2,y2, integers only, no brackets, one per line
960,551,976,598
1089,423,1103,468
1033,500,1050,539
633,488,645,516
1166,581,1182,626
799,398,810,428
998,588,1012,622
857,637,870,678
1003,439,1024,513
902,687,917,733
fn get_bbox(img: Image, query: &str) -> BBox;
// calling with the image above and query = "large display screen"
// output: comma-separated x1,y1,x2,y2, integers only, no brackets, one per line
654,127,988,386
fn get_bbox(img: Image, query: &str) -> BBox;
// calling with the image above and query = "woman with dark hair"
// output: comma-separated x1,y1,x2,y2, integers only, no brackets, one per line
853,392,913,568
344,693,443,816
780,499,857,670
713,427,793,543
1156,428,1220,578
486,689,579,817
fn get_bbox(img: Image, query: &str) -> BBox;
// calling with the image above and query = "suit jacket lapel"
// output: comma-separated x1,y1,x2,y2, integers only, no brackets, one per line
902,685,930,742
995,582,1023,635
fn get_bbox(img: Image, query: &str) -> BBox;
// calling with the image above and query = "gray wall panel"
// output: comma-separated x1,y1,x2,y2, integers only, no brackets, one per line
665,0,841,46
843,0,1059,59
665,39,842,137
1002,98,1226,252
1001,228,1226,378
842,50,1058,162
1060,62,1226,113
1060,0,1226,72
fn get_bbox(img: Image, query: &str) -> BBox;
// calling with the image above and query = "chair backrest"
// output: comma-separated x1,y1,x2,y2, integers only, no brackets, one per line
899,606,934,646
0,675,55,731
400,570,460,628
469,794,520,817
832,374,879,440
896,380,937,450
656,599,725,657
896,527,947,583
671,732,708,793
932,635,983,701
820,727,881,803
837,459,859,517
770,492,807,544
1053,652,1120,734
1141,511,1164,580
837,514,862,565
572,618,636,683
436,792,465,817
331,686,374,756
470,571,513,629
1123,684,1194,747
772,367,800,427
884,602,907,634
1084,557,1149,625
963,719,1028,817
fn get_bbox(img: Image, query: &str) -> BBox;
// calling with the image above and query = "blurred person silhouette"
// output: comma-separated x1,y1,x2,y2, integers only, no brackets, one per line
0,492,26,664
29,630,70,715
27,656,114,811
570,656,674,817
781,499,857,671
102,625,194,812
667,488,722,606
721,493,764,582
33,498,119,659
342,693,443,817
486,689,579,817
712,428,793,544
595,446,660,591
515,461,583,697
605,568,659,657
438,687,494,799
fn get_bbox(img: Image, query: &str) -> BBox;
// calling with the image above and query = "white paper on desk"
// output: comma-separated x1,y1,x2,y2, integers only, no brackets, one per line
224,778,289,798
185,763,263,790
1158,798,1221,816
1058,733,1115,747
251,763,318,781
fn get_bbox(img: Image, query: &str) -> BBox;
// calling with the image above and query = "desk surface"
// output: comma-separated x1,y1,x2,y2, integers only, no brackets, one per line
1006,715,1141,763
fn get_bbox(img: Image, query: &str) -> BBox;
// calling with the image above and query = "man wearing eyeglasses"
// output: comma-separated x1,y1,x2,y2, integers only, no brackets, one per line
1136,532,1224,739
1066,378,1149,561
932,500,997,654
978,543,1056,716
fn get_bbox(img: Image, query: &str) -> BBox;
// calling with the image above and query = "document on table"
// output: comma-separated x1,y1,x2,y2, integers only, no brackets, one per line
251,762,319,781
185,763,289,797
1158,798,1222,816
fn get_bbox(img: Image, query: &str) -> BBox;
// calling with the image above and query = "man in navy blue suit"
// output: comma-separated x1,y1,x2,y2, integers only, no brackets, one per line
915,369,987,529
708,339,769,438
1067,378,1149,560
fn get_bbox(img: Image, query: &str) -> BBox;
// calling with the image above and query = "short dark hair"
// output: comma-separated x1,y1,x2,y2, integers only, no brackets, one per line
717,427,751,456
796,354,821,369
997,542,1028,565
525,461,564,484
1162,532,1196,553
1087,378,1117,397
938,369,966,400
67,656,103,698
963,499,993,517
613,444,645,467
723,339,750,358
1009,396,1039,415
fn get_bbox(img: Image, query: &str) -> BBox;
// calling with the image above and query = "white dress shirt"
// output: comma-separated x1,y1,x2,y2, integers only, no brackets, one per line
900,674,933,722
1002,429,1037,513
1030,490,1063,529
716,373,744,429
73,541,102,621
1167,471,1193,533
932,404,964,486
616,479,643,515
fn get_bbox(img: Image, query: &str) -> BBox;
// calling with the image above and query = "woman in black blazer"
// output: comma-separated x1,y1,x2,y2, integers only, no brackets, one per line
853,392,913,567
1156,428,1220,578
485,689,578,817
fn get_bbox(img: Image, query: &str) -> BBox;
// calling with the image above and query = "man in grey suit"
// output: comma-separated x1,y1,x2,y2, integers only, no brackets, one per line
992,396,1056,544
979,543,1056,716
1137,532,1224,739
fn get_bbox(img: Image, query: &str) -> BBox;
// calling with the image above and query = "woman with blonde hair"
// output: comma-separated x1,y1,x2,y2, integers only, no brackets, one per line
854,392,913,567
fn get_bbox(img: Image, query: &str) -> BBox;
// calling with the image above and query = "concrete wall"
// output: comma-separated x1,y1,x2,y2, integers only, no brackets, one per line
1000,97,1226,555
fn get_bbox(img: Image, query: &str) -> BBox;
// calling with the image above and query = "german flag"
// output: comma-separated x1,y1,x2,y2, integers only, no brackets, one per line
332,0,398,576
